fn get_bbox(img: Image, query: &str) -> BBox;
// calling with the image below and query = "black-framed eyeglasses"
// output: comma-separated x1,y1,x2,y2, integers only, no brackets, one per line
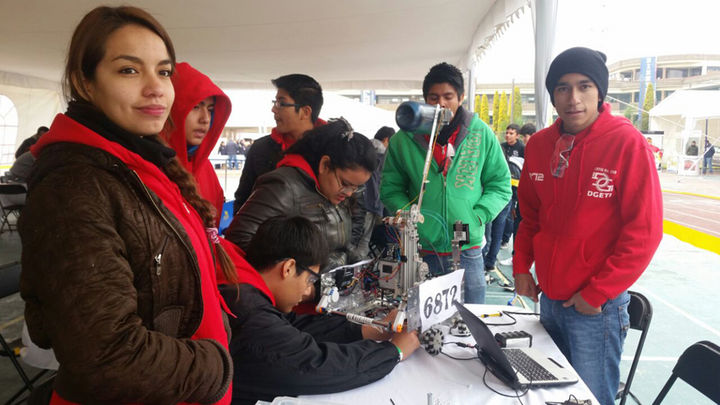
295,263,320,285
272,99,300,108
333,169,365,194
550,134,575,178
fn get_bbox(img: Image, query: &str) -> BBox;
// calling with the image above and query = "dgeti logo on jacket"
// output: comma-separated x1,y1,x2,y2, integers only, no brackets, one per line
587,167,615,199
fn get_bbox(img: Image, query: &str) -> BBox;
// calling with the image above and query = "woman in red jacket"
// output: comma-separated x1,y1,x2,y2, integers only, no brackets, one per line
163,62,231,223
19,6,234,404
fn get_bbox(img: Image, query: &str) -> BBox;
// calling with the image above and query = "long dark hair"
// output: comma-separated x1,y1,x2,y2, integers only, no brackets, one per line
64,6,236,283
284,118,377,175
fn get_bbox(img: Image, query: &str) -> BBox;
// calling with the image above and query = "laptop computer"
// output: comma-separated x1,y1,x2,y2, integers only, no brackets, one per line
453,301,578,389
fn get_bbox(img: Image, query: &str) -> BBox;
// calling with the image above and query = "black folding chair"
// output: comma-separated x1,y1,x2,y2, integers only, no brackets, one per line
652,340,720,404
0,261,52,405
0,183,27,234
616,290,653,405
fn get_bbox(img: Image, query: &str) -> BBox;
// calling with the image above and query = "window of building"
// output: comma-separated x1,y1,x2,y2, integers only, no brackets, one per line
620,70,633,81
666,68,687,78
708,66,720,73
0,94,19,167
688,67,702,77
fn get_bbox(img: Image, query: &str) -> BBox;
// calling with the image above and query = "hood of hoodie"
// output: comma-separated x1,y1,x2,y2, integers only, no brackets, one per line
163,62,231,173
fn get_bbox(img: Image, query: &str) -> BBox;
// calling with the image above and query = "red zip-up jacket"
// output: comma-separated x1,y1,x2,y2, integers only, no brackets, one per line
163,62,231,224
513,103,663,307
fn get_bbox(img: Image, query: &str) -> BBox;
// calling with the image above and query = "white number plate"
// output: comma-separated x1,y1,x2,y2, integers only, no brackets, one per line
417,269,464,330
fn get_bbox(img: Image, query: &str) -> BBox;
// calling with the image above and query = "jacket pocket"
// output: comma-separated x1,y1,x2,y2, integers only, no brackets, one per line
153,305,184,337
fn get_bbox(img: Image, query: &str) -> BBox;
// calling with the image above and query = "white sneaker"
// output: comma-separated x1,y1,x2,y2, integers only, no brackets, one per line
499,257,513,266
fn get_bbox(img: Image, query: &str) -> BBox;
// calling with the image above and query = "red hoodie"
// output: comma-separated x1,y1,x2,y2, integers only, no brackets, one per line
35,114,231,405
163,62,231,224
513,104,663,307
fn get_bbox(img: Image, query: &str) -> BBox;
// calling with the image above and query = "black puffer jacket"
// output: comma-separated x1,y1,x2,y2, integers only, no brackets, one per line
225,166,358,271
220,284,399,404
19,142,231,404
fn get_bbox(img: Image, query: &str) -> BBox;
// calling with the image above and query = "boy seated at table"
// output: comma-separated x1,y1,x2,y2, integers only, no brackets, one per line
219,216,420,404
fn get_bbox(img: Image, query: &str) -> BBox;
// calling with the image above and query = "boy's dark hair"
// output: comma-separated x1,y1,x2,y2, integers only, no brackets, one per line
272,74,324,123
374,126,395,141
285,118,378,175
519,123,536,136
246,216,329,272
422,62,464,100
506,123,521,132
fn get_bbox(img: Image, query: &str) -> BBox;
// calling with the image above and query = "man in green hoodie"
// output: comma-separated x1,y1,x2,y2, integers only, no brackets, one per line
380,62,511,304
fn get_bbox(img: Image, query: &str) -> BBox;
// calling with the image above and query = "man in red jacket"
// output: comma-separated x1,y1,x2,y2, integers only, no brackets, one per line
513,47,662,405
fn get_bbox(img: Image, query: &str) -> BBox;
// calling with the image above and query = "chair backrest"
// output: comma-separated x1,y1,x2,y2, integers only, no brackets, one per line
628,290,653,331
0,261,21,300
0,183,27,208
652,340,720,404
618,290,653,405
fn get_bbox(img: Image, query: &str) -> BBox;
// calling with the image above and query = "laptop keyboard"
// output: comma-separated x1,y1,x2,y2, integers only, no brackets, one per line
504,349,558,382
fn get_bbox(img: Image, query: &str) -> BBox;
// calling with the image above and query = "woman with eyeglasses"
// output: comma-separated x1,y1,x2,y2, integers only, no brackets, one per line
19,6,233,404
225,118,377,272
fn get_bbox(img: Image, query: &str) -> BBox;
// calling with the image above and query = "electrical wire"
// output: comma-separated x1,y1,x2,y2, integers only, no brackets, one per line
481,367,531,404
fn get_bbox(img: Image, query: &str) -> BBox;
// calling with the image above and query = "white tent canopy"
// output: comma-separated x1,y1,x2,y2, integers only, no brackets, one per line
224,90,396,139
649,90,720,173
0,0,554,163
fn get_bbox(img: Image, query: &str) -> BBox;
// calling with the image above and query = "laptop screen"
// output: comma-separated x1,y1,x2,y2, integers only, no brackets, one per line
453,301,519,387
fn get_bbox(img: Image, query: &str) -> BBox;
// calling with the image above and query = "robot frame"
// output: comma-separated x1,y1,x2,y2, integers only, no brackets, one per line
316,101,470,340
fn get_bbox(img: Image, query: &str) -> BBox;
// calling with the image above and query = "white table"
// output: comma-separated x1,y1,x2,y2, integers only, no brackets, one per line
299,304,599,405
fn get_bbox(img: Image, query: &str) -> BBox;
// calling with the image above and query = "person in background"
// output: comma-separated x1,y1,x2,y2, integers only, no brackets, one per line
162,62,231,224
518,122,536,145
5,151,35,182
686,140,699,156
703,138,715,174
220,216,419,404
15,126,49,158
233,74,325,214
513,47,663,405
354,126,395,258
19,6,234,403
218,140,226,155
225,136,240,170
225,118,376,272
381,62,511,304
499,123,524,249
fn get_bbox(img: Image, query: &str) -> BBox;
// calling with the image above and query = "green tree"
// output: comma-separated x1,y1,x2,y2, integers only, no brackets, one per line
480,94,490,124
497,91,509,136
492,90,500,132
640,83,655,131
474,94,482,115
623,104,637,123
512,86,523,124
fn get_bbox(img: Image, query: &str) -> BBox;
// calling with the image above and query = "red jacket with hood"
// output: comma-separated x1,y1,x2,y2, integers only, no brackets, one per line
163,62,231,224
33,115,231,405
513,104,663,307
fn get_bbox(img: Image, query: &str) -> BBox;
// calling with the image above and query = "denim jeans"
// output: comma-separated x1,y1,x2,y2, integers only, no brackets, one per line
423,248,486,304
540,291,630,405
482,202,511,269
227,155,237,169
703,156,714,174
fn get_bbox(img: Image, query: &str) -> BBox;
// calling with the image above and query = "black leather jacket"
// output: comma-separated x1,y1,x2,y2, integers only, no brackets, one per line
225,166,356,271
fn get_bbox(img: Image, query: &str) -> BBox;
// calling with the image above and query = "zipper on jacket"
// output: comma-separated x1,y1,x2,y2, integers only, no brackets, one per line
129,170,204,319
154,235,170,276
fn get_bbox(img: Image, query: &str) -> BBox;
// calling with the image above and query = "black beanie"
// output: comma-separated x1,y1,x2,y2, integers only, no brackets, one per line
545,47,608,106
